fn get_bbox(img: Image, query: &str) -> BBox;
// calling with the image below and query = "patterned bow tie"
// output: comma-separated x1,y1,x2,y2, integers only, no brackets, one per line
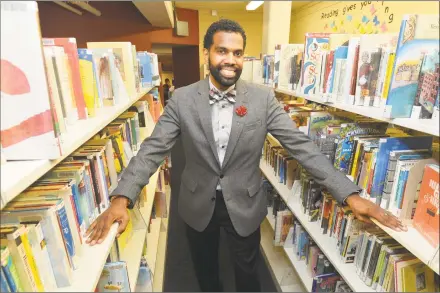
209,88,236,105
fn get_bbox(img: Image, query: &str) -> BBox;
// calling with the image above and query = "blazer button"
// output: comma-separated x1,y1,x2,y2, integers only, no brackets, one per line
211,197,216,202
220,174,224,179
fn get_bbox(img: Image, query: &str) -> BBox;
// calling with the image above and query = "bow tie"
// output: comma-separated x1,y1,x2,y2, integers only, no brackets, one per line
209,88,236,105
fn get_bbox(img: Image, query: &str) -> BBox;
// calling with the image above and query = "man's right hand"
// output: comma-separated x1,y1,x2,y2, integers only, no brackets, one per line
85,197,130,246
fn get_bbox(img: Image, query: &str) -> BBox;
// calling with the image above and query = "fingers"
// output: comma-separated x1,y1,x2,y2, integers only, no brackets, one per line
84,220,97,238
372,207,407,232
97,221,112,244
116,213,130,238
356,213,373,224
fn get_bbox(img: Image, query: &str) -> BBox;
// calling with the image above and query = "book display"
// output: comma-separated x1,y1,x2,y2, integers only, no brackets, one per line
0,2,169,292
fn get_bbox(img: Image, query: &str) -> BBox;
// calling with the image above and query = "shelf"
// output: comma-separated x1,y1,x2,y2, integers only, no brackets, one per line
119,228,148,291
260,160,375,292
145,217,162,276
56,224,119,292
255,82,439,137
283,246,313,292
371,219,439,275
260,219,305,292
139,169,160,229
1,87,154,209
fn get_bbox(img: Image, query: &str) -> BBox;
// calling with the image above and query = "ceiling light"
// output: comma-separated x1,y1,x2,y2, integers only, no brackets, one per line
246,1,264,11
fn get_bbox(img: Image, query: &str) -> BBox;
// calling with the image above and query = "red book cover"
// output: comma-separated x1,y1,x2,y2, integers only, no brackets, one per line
323,51,335,94
413,164,439,248
43,38,87,120
349,45,360,96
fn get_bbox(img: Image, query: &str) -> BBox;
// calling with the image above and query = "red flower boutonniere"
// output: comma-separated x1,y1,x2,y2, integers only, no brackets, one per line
283,105,290,112
235,105,247,117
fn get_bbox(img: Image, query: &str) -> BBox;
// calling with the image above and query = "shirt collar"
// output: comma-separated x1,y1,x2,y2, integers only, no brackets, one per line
209,76,235,94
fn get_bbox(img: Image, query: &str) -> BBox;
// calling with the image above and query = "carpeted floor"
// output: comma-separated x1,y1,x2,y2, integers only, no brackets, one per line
163,140,278,292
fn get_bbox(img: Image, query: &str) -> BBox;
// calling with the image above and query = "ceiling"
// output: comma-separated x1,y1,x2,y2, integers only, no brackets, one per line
175,1,311,12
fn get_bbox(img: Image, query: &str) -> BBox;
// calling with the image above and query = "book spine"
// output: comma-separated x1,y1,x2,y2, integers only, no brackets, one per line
0,269,11,292
56,201,78,270
1,247,22,292
20,229,44,291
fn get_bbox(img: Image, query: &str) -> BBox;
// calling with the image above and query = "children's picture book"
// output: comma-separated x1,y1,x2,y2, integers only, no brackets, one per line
385,14,439,118
96,261,131,292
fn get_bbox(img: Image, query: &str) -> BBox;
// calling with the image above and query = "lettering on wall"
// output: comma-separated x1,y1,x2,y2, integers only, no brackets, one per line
321,1,394,34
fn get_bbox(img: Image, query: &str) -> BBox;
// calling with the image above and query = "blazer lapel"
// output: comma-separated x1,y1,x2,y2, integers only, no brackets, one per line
222,79,249,169
195,77,221,167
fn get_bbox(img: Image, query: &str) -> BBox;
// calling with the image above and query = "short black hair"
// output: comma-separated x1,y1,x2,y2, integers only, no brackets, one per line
165,78,170,82
203,19,246,50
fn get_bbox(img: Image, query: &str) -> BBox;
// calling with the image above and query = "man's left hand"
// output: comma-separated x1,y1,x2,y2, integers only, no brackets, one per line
346,194,408,232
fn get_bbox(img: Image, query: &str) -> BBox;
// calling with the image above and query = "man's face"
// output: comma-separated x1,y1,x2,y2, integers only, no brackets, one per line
204,31,244,89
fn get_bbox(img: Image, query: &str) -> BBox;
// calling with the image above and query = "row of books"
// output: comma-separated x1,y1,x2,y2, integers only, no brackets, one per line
1,1,161,161
0,101,156,291
242,14,439,122
265,182,353,292
263,99,439,242
263,167,439,292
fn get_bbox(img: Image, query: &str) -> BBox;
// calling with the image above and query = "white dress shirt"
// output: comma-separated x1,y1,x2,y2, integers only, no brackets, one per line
209,78,235,190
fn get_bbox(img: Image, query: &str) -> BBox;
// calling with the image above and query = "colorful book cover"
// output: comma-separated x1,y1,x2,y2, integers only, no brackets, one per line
42,37,87,120
370,136,433,203
301,33,330,95
385,14,439,118
334,123,388,174
137,52,153,87
78,49,98,117
311,273,342,292
413,49,439,119
277,44,304,90
87,42,137,98
1,1,62,160
327,46,348,101
96,261,131,292
354,33,398,106
413,164,439,248
90,48,114,105
1,246,23,292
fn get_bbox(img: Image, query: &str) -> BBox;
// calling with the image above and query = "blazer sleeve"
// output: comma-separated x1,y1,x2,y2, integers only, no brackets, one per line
110,91,181,208
265,89,361,204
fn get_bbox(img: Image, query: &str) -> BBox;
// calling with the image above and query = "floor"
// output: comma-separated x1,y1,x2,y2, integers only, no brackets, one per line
162,141,278,292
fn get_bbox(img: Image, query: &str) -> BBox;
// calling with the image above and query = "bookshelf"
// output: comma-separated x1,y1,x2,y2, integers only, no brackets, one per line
255,83,439,137
260,160,375,292
120,228,148,291
371,219,439,274
0,86,154,209
55,224,119,292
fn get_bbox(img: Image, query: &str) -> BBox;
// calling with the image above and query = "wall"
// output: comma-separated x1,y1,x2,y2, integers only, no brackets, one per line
39,2,199,51
161,72,174,84
198,10,263,78
290,1,440,43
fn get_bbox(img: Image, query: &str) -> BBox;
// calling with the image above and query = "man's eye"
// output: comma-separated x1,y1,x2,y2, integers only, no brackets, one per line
235,52,243,57
218,49,226,54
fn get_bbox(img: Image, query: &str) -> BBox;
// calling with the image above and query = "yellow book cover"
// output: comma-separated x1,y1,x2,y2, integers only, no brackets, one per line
381,53,395,103
399,259,435,292
350,140,364,178
78,49,97,117
117,209,133,251
21,227,46,293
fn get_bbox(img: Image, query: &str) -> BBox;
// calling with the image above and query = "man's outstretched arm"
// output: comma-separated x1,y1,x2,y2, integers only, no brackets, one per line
265,89,406,232
85,91,182,245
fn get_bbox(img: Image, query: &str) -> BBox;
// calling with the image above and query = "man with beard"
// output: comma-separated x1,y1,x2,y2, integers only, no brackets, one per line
85,19,407,292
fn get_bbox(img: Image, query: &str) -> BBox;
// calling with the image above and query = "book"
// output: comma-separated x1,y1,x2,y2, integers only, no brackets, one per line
301,33,330,95
96,261,131,292
1,246,23,292
42,37,87,120
412,164,439,248
78,49,99,117
1,1,62,160
385,14,440,118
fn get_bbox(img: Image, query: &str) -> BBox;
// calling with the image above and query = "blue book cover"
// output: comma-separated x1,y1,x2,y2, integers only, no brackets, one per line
56,201,77,270
370,136,433,203
385,14,439,118
394,169,409,211
137,52,152,87
328,46,348,95
302,33,330,95
0,269,11,292
97,261,131,292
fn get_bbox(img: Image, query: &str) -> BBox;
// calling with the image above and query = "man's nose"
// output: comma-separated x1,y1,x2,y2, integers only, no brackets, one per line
225,52,236,64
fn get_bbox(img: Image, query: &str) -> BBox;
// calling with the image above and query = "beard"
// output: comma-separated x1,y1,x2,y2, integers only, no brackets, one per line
209,59,242,88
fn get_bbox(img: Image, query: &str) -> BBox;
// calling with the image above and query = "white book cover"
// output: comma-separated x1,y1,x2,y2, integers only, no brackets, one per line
277,44,303,90
252,59,262,84
1,1,62,160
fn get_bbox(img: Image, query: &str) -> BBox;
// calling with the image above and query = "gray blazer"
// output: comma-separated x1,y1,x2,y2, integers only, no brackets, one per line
111,78,360,237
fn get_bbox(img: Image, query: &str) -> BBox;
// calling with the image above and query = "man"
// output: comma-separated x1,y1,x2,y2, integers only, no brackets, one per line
85,19,406,292
163,78,171,105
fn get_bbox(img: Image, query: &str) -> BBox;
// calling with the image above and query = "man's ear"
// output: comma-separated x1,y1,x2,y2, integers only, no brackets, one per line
203,48,209,65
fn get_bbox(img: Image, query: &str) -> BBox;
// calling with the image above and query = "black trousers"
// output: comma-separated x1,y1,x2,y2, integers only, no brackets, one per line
186,190,261,292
